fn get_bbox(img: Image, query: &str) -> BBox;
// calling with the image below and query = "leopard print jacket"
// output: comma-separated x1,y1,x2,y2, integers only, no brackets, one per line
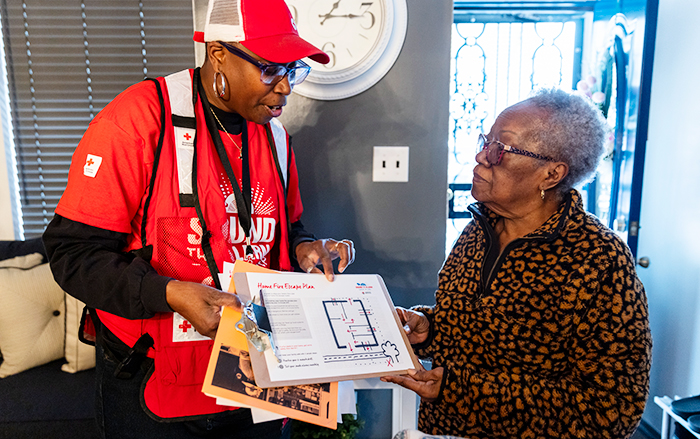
412,190,651,438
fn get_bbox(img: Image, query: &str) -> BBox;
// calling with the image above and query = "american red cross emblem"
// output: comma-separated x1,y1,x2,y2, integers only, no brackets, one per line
179,321,192,333
86,158,94,166
184,133,192,141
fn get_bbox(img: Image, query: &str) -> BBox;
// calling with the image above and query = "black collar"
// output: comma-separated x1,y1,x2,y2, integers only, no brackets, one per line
211,105,244,135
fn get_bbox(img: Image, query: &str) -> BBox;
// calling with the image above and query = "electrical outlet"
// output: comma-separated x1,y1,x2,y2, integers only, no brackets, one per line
372,146,409,182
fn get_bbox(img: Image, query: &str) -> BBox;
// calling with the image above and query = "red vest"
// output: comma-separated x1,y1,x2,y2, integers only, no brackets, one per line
97,70,294,420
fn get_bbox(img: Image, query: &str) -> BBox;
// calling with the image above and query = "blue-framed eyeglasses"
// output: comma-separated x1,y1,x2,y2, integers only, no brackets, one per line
477,133,556,166
218,41,311,87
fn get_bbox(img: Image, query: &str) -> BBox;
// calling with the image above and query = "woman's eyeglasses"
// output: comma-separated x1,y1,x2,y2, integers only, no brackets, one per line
219,41,311,87
477,133,556,166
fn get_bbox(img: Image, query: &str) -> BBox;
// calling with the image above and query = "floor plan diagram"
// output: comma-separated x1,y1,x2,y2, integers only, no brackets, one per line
322,298,401,365
324,298,378,349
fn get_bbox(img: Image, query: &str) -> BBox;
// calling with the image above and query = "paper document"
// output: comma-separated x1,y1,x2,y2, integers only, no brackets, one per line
234,272,420,388
202,262,338,429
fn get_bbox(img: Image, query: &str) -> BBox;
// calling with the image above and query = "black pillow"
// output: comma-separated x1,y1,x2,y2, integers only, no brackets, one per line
0,238,47,262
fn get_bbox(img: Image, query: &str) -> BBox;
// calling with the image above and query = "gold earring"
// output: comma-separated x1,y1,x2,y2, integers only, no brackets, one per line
540,189,545,200
213,71,226,98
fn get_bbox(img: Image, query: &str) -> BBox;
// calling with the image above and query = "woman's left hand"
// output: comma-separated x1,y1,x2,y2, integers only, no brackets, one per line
380,365,444,402
295,238,355,281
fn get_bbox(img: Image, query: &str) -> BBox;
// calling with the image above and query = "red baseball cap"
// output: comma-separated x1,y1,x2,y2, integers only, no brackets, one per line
193,0,330,65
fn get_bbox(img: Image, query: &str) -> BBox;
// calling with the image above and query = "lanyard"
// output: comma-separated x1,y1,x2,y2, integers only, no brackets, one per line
191,68,253,288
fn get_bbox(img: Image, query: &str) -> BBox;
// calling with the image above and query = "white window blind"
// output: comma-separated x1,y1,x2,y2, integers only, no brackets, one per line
1,0,195,237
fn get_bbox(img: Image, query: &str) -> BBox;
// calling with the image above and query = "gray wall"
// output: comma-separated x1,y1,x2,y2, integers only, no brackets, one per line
280,0,454,308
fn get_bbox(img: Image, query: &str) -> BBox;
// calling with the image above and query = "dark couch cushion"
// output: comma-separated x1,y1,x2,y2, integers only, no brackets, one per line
0,358,95,423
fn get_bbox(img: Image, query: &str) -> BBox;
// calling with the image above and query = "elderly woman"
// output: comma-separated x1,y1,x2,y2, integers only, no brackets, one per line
383,88,651,439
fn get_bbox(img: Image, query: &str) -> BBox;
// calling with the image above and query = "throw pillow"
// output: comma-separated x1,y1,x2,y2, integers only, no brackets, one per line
0,252,46,360
0,255,66,378
61,294,96,373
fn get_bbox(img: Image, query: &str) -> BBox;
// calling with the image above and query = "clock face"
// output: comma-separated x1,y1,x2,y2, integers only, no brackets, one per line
286,0,407,100
286,0,387,75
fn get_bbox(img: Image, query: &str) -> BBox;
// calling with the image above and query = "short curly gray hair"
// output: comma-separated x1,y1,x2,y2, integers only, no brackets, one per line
521,88,607,194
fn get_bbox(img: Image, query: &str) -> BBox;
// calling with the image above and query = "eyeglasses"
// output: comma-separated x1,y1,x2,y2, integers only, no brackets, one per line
477,133,556,166
219,41,311,87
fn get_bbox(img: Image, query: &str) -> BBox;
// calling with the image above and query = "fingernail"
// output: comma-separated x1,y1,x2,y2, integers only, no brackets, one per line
327,273,335,282
339,266,346,273
306,266,312,273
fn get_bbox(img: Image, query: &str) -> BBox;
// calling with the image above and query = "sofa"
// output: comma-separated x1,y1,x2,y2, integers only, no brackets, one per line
0,238,99,439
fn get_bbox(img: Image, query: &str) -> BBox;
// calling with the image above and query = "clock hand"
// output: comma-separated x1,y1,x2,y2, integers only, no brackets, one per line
319,13,367,20
318,0,342,25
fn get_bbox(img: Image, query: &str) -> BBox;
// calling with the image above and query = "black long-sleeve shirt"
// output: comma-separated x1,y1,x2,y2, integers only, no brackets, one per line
43,214,315,320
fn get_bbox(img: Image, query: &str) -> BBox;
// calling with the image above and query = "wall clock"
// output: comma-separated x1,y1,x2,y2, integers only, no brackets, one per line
286,0,408,100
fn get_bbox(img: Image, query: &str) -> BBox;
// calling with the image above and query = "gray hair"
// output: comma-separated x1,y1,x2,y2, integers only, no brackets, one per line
521,88,607,194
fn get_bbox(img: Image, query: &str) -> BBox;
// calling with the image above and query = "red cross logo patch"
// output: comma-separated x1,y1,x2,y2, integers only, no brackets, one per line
83,154,103,178
172,313,208,342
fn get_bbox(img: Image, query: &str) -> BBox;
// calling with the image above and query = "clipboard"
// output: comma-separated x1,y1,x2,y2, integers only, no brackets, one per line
233,271,421,388
202,261,339,429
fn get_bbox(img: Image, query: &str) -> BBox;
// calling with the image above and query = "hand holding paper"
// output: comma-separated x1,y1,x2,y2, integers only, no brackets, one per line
395,306,430,345
166,280,242,339
380,365,444,402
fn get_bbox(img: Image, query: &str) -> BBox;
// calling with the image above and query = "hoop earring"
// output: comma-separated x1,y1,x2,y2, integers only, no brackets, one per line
540,189,546,200
213,71,226,98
